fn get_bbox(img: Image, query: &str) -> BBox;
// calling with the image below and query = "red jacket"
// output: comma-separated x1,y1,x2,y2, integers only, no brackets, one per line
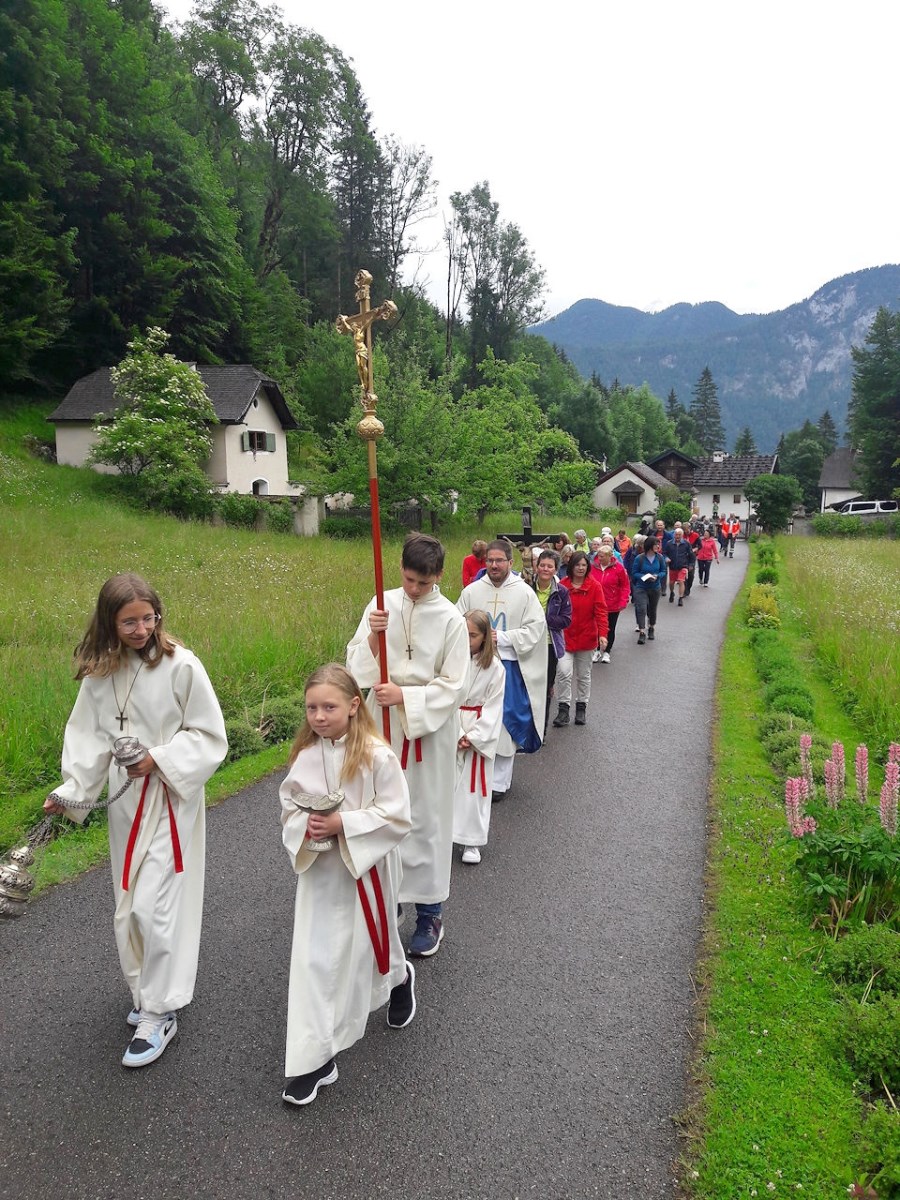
462,553,485,587
695,535,719,562
590,558,630,612
561,576,609,651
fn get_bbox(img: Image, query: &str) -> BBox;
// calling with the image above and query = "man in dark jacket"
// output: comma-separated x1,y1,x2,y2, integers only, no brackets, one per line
665,527,694,607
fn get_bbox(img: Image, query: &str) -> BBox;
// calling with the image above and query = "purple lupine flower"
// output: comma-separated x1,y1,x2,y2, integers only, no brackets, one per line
889,743,900,765
824,758,840,809
800,815,817,836
784,776,803,836
881,760,899,837
832,742,846,803
855,744,868,804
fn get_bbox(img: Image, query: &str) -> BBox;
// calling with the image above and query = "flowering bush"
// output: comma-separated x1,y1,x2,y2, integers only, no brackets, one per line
747,582,781,628
783,740,900,931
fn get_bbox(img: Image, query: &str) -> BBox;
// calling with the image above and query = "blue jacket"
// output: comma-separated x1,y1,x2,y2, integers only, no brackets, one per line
631,552,668,592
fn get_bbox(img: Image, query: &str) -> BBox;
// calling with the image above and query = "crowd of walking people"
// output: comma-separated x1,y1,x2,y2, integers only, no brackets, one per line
43,515,740,1109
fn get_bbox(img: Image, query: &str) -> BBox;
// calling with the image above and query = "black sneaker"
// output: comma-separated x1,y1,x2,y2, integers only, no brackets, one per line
647,627,655,640
387,960,416,1029
637,631,646,644
282,1059,338,1106
669,592,675,603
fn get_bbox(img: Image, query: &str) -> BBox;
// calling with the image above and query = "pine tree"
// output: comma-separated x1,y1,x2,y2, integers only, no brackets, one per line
733,426,757,455
689,366,725,454
817,409,838,456
848,307,900,497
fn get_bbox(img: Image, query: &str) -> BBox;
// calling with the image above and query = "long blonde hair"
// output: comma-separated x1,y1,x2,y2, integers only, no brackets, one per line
289,664,384,782
465,610,498,670
74,573,181,679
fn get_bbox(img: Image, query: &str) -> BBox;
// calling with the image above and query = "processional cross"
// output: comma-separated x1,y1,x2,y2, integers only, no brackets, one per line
336,270,398,738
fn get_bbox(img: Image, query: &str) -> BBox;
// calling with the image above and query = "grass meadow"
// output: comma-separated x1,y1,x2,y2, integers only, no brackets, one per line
777,536,900,756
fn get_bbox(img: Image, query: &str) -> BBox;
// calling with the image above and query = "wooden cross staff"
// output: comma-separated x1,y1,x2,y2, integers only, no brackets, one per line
336,270,398,739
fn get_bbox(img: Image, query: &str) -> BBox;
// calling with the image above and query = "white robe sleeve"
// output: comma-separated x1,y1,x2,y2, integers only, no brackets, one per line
345,597,380,688
495,585,546,658
54,679,112,825
149,652,228,800
339,746,411,879
462,660,506,759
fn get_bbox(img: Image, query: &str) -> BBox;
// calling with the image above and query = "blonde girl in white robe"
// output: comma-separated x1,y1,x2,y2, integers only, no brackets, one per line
452,611,506,865
280,664,414,1107
44,573,227,1069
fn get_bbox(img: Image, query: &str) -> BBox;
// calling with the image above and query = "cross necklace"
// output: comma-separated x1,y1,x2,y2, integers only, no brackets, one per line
399,598,415,659
111,660,145,731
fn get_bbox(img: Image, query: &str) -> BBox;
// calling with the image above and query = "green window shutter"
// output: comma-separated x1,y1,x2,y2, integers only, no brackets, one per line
241,431,250,451
265,432,276,453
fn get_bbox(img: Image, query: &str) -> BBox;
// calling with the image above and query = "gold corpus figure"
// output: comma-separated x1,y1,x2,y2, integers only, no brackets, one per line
335,269,398,442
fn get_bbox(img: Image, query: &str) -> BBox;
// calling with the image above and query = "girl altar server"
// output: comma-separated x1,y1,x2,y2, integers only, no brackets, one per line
452,611,506,865
43,573,228,1069
279,664,415,1107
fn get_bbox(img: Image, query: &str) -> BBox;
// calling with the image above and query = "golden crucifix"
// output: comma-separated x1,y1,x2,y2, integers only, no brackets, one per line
335,269,397,739
335,270,398,442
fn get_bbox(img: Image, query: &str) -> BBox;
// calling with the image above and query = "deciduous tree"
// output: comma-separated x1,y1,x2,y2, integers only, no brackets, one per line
744,473,801,533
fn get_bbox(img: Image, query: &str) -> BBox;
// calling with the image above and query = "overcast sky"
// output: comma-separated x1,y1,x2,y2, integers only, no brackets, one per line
160,0,899,319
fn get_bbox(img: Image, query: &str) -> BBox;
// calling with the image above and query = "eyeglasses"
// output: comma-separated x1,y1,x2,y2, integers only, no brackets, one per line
485,558,509,566
118,614,161,632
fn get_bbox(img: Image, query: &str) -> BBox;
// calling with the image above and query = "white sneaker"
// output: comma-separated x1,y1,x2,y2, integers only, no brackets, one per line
122,1011,177,1068
601,652,611,663
461,846,482,864
591,650,601,663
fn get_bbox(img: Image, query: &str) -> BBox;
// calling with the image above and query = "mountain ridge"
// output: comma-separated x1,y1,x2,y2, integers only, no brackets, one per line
531,265,900,452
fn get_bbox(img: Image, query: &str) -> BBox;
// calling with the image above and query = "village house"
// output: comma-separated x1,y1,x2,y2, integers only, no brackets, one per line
592,461,672,516
817,446,861,511
48,365,303,498
646,448,701,493
692,453,779,524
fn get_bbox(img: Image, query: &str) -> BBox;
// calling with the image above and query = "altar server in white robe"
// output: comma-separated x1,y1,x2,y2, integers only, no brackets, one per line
44,573,227,1069
452,610,506,863
347,533,469,958
280,663,414,1107
457,540,548,797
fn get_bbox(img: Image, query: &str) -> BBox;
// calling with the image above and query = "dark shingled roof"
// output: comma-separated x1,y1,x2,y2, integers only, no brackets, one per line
693,454,778,487
646,448,703,470
48,365,299,430
818,446,858,489
596,461,672,492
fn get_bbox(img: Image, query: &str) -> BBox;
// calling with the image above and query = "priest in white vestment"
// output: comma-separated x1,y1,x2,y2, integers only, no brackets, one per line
457,540,548,796
347,534,469,957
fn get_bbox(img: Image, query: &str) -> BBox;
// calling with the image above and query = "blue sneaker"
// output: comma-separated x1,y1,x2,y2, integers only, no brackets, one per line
122,1012,177,1068
408,914,444,957
126,1007,141,1028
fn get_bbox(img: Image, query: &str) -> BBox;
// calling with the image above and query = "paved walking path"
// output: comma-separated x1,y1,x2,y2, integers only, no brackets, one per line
0,549,747,1200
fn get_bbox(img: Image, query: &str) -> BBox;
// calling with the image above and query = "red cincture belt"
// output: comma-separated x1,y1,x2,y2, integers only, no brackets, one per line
400,736,423,770
460,705,487,797
122,777,183,891
356,865,390,975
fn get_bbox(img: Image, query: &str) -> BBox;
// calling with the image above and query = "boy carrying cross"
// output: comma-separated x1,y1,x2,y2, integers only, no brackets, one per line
347,533,469,957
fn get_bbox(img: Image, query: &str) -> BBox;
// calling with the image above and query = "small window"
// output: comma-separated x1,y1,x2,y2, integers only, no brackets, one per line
733,494,742,504
712,494,720,504
241,430,276,453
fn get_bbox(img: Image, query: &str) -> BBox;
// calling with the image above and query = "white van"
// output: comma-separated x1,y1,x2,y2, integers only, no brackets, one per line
836,499,898,514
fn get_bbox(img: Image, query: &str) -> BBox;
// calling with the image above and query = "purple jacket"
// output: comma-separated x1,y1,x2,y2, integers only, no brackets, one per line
533,577,572,659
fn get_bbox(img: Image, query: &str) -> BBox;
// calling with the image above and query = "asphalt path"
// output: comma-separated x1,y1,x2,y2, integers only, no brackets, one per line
0,546,747,1200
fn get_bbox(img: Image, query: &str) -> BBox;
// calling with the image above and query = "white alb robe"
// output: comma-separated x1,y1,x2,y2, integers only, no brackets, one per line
346,586,469,904
280,736,410,1076
452,656,506,847
53,646,227,1013
457,574,548,758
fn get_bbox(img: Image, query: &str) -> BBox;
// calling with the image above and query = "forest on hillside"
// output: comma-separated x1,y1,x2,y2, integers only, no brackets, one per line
4,0,896,514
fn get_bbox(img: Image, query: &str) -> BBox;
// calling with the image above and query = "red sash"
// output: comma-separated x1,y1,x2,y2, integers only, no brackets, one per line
461,705,487,796
356,866,390,974
122,777,183,891
400,736,423,770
